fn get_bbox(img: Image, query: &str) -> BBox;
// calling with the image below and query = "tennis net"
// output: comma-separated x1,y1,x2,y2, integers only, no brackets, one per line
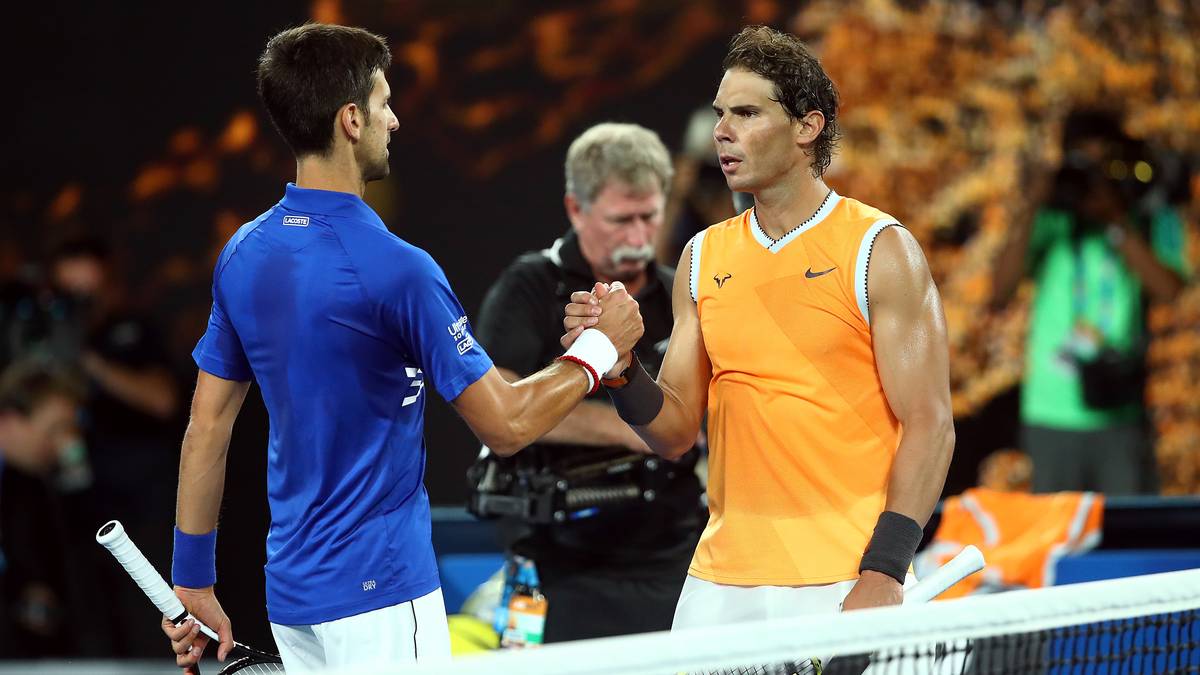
387,568,1200,675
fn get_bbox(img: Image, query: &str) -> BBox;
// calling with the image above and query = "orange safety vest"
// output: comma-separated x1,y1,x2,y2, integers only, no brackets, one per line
916,488,1104,598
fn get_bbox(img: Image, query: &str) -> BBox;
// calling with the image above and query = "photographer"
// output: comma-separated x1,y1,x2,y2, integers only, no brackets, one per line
0,362,83,657
992,111,1188,494
473,123,704,643
47,237,182,656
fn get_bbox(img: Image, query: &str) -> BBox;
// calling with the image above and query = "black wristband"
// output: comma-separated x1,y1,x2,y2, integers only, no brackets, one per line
606,356,664,426
858,511,923,584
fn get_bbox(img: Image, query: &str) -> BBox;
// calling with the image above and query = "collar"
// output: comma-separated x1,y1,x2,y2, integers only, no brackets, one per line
749,190,842,253
279,183,379,222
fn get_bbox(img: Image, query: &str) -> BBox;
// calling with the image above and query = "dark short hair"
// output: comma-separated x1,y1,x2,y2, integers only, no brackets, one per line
257,24,392,157
0,362,83,416
723,26,840,177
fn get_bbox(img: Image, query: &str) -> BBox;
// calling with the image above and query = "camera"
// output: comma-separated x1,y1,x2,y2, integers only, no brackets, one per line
0,281,87,370
467,446,675,524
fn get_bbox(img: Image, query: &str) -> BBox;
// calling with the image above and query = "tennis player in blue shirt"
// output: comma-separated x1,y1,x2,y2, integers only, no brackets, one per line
161,24,642,674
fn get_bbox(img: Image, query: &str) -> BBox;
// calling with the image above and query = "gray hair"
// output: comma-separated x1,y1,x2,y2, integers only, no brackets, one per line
565,123,674,210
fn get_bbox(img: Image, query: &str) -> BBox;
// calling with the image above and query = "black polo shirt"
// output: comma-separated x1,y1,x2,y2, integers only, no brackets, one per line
475,229,704,573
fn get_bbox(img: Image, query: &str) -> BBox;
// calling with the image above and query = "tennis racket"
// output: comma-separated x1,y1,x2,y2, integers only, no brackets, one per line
96,520,285,674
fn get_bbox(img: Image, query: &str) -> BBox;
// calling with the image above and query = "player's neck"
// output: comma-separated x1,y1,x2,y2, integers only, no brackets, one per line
295,154,367,198
752,175,830,241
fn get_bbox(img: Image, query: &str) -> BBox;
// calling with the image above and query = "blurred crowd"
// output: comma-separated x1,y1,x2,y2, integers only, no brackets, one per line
806,0,1200,493
2,0,1199,661
657,0,1200,493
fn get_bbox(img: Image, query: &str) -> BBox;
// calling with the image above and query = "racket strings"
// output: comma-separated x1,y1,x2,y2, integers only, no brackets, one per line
217,656,286,674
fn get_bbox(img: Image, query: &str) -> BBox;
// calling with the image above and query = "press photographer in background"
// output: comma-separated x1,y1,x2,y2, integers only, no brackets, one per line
471,123,704,643
992,110,1190,494
0,235,183,653
0,363,83,657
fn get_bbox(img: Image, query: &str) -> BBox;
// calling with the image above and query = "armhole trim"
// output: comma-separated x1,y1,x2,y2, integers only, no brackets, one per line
689,230,706,303
854,219,900,326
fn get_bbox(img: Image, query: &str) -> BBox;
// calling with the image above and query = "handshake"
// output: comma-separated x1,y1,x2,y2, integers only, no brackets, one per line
558,281,645,384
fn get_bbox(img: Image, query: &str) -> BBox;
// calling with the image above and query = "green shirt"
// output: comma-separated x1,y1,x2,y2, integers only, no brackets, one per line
1022,207,1188,430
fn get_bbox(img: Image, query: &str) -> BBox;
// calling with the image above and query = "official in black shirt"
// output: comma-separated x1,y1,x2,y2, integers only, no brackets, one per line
475,123,704,642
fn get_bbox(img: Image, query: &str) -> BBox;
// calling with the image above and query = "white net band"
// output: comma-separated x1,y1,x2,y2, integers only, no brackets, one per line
378,568,1200,675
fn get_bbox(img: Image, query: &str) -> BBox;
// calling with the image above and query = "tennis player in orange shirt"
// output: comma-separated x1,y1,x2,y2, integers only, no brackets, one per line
562,25,955,628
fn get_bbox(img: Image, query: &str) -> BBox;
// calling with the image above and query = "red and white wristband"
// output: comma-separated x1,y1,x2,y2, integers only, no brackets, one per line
557,328,619,395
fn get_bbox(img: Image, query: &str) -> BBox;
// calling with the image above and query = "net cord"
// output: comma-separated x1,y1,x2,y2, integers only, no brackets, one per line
384,568,1200,675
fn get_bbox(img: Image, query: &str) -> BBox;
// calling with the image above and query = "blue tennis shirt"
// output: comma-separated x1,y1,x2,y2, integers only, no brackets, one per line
192,183,493,625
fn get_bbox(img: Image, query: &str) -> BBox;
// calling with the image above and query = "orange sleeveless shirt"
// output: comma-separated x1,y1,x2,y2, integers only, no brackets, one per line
688,192,902,585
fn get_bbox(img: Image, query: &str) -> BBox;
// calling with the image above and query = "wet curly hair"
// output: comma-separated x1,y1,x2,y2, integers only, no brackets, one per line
723,26,841,177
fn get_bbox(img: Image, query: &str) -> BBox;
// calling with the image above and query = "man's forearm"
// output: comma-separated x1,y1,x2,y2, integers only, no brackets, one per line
856,417,953,588
606,358,703,460
884,416,955,527
631,387,701,460
175,421,234,533
541,400,648,450
496,367,646,450
474,361,594,456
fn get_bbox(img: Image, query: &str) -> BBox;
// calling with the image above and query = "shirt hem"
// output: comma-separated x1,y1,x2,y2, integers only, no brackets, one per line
688,565,860,587
193,353,252,382
440,358,493,402
266,577,440,626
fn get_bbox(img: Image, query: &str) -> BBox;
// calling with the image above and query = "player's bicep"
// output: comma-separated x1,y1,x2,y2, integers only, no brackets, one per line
867,227,951,425
193,295,252,382
451,362,589,456
655,239,711,427
190,370,251,430
450,366,513,442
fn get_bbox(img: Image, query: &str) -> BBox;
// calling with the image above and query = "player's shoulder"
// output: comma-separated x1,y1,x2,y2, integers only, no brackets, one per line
214,206,277,280
832,194,900,229
341,225,446,293
833,195,920,255
340,222,429,259
706,208,753,236
685,208,753,253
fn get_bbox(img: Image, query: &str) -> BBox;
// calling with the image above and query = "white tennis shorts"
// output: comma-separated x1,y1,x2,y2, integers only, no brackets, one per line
672,574,921,673
269,587,451,673
672,573,917,629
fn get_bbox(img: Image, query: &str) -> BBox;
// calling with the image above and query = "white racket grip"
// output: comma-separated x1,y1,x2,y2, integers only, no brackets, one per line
96,520,219,641
905,544,986,604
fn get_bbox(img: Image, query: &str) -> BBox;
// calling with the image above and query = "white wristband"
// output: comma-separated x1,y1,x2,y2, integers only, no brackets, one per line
563,328,619,393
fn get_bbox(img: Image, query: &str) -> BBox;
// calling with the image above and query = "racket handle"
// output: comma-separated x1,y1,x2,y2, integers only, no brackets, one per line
96,520,219,641
905,544,985,604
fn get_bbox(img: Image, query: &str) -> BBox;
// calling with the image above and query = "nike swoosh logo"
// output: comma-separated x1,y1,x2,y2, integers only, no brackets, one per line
805,266,836,279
